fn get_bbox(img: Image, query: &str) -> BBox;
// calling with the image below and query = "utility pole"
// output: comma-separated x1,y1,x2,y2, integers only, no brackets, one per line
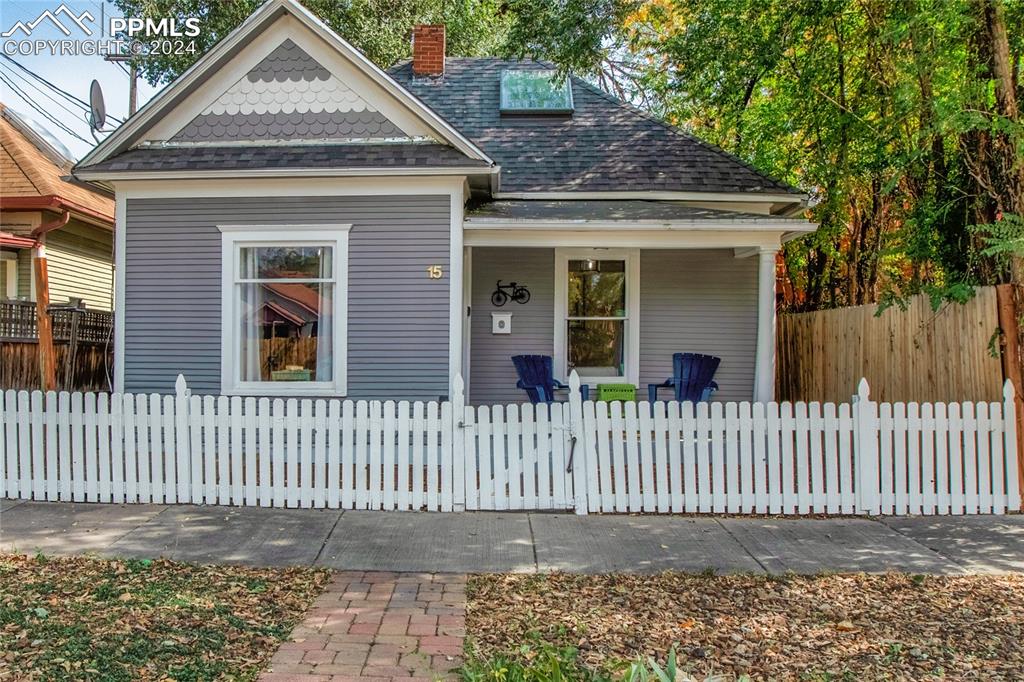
129,62,137,115
103,53,138,116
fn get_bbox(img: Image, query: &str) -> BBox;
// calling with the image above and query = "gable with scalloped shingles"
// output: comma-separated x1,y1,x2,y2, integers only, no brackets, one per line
172,39,408,142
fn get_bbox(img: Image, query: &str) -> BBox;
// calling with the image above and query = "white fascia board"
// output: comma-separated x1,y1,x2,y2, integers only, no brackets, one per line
77,0,494,170
76,166,495,182
464,219,817,231
464,229,789,249
490,190,809,203
114,175,465,198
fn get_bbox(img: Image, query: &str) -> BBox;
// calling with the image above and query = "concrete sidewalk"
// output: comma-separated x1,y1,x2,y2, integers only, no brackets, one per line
1,499,1022,574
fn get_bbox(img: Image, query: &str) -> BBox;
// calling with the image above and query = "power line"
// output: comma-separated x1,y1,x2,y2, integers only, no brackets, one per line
0,54,124,125
0,61,92,126
0,73,92,144
0,73,89,143
1,54,90,109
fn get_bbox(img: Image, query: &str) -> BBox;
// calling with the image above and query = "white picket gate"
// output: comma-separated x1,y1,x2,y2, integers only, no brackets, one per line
1,373,1020,515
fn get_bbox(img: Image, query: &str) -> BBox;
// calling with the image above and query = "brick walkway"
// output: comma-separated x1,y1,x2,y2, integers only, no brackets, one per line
260,571,467,682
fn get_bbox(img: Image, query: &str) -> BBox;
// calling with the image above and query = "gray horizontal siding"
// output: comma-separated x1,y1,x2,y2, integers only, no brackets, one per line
639,249,757,401
468,247,757,404
469,248,554,404
124,196,449,399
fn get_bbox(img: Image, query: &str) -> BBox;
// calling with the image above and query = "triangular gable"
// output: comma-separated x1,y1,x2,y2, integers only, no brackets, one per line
171,39,408,142
76,0,491,170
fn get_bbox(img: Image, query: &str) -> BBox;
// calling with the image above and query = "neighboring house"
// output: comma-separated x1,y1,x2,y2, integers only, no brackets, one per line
1,104,114,310
73,0,815,403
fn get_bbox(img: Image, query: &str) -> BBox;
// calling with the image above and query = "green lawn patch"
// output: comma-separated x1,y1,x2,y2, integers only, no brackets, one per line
0,553,328,681
466,572,1024,681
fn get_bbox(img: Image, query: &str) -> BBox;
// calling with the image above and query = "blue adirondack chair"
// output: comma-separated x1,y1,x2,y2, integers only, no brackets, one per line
512,355,589,404
648,353,721,403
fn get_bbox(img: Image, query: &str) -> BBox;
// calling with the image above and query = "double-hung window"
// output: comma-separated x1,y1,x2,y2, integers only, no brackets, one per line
219,225,350,395
554,248,639,385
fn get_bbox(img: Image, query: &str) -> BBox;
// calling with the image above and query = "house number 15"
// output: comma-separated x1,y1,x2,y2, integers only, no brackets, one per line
427,265,443,279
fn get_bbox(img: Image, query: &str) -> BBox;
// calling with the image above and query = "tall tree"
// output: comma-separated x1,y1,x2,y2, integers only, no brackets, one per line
504,0,1024,311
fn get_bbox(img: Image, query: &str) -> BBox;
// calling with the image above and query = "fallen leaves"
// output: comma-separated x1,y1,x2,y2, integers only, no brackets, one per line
466,572,1024,681
0,553,329,681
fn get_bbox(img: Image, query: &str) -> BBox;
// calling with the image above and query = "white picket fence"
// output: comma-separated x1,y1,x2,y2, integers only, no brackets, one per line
1,373,1021,515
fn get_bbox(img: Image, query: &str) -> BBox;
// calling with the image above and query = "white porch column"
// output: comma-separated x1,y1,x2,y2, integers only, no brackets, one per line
448,190,465,399
753,247,778,403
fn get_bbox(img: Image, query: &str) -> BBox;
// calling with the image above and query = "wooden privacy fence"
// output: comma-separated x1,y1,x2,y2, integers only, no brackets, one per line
1,373,1021,516
0,301,113,392
777,286,1006,403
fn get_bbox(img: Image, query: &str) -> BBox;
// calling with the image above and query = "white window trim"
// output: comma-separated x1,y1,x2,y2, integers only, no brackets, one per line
218,224,351,396
553,247,640,386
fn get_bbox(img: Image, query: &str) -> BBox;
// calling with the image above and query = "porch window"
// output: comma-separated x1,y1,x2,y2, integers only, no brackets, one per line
554,248,639,385
219,225,350,395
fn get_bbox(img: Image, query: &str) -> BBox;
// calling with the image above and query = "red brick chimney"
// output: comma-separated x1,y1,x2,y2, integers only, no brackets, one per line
412,25,445,77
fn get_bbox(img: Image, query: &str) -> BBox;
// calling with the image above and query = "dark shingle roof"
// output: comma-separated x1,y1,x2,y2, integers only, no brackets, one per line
79,142,490,173
390,58,799,195
467,200,802,223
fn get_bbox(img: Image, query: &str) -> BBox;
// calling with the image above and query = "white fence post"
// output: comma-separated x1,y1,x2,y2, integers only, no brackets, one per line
567,371,588,515
452,373,466,511
1004,379,1021,511
853,378,880,515
174,374,191,504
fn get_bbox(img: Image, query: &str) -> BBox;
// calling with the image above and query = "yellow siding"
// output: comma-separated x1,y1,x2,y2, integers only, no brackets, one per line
0,257,14,298
44,220,114,310
16,249,32,299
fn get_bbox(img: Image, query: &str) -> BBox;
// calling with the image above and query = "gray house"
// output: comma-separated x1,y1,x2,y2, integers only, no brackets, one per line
75,0,815,404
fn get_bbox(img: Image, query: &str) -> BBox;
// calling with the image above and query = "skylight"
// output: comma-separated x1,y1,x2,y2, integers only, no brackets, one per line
500,70,574,115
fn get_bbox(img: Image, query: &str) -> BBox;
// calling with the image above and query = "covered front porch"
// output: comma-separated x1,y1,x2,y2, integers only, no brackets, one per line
460,200,815,406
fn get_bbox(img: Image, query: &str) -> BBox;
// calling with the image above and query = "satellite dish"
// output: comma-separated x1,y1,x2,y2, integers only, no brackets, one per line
89,80,106,131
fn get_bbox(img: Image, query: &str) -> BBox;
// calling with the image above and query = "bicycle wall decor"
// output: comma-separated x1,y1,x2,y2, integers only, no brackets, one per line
491,280,531,306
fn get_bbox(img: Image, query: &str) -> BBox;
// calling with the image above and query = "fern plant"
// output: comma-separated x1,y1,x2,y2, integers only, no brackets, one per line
972,213,1024,260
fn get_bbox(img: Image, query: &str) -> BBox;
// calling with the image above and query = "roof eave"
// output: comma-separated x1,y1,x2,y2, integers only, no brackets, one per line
0,195,114,228
74,166,498,182
490,190,808,204
464,218,818,232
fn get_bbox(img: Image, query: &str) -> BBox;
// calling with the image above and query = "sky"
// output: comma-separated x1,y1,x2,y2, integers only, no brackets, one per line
1,0,163,160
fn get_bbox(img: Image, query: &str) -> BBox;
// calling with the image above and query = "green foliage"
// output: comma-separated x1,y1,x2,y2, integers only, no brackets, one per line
462,642,736,682
502,0,641,79
876,281,976,315
973,213,1024,260
461,636,604,682
112,0,512,84
621,647,685,682
502,0,1024,310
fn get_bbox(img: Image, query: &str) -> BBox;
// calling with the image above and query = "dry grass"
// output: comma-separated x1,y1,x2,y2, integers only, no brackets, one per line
0,553,329,681
467,572,1024,681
